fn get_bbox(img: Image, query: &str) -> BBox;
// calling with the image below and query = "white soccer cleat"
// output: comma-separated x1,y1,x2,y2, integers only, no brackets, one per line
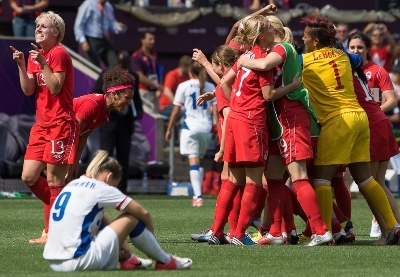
190,229,212,242
306,231,333,246
256,233,285,245
370,222,381,238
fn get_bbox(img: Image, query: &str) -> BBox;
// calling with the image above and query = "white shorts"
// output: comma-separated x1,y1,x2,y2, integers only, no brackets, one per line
180,129,212,158
48,226,120,272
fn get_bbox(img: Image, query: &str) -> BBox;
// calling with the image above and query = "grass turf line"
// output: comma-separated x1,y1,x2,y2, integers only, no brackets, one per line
0,196,399,277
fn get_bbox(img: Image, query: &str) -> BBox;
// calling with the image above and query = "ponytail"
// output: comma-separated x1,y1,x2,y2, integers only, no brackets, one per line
189,61,207,95
86,150,123,181
282,27,294,44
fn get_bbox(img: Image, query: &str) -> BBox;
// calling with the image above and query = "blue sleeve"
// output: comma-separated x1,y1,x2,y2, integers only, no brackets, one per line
298,52,361,69
74,1,91,43
105,4,124,35
345,52,363,68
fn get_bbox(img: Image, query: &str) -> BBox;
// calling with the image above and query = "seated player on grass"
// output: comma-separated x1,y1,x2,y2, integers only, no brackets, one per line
43,150,193,271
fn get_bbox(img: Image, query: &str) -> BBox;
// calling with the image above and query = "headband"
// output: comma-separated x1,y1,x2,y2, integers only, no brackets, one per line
228,40,244,53
106,84,132,93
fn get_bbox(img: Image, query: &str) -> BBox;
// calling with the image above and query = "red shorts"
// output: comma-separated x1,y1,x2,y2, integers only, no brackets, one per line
306,136,318,178
223,117,268,164
370,120,399,162
268,113,314,165
25,120,79,164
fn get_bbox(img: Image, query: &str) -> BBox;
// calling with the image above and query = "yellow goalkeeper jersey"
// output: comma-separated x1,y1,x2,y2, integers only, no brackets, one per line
302,47,364,124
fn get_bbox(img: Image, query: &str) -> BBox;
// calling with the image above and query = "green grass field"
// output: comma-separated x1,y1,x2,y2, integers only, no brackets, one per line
1,195,399,277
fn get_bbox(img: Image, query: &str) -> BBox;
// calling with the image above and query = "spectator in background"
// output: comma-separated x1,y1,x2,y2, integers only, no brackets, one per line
390,60,400,101
363,23,396,73
92,50,143,194
74,0,127,68
159,55,191,117
244,0,290,10
9,0,48,37
387,61,400,140
392,43,400,72
387,107,400,127
131,32,162,111
336,23,350,50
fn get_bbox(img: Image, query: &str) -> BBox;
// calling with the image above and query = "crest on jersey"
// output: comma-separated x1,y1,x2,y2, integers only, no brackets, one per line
365,71,372,80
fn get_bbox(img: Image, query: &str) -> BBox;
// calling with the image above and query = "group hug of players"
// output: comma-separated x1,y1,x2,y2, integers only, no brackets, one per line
189,5,400,247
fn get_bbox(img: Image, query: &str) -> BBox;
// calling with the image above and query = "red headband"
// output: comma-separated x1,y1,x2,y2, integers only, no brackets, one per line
106,84,132,93
228,40,245,54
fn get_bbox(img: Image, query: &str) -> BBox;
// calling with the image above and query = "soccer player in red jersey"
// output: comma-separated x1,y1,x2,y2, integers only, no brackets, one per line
68,67,136,183
38,67,136,248
236,15,330,246
191,45,243,241
11,11,78,244
348,31,400,244
214,15,297,245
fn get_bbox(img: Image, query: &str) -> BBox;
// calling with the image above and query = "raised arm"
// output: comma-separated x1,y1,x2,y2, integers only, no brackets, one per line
10,46,35,96
238,52,283,71
220,68,236,102
192,48,220,84
225,4,278,45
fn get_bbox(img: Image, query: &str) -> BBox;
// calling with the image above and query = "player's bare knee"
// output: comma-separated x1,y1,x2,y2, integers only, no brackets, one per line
21,173,38,186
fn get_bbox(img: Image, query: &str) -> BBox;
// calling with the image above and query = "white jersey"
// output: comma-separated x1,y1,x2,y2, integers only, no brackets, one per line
43,175,132,260
173,79,216,133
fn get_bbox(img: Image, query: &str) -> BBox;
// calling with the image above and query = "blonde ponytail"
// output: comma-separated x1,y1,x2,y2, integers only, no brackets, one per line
86,150,123,181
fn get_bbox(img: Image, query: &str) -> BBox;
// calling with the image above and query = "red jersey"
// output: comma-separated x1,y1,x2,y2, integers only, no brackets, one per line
362,60,394,102
229,45,274,125
159,68,189,110
73,94,109,134
27,43,74,127
215,70,231,117
271,44,308,118
352,70,387,126
370,45,392,73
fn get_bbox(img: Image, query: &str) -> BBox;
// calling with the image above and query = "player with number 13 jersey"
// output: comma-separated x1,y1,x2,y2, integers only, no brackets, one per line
26,37,77,165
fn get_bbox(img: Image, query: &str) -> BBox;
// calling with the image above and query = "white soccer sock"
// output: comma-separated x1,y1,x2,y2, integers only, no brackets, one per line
199,164,204,187
190,165,202,198
130,222,170,264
